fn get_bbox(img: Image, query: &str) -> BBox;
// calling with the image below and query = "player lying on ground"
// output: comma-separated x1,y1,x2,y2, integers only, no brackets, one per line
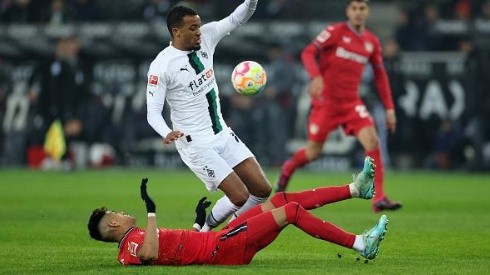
88,157,388,266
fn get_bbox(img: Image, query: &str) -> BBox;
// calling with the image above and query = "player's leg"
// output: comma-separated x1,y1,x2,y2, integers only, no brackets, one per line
232,156,272,218
202,173,250,231
357,126,402,212
276,105,332,192
222,131,272,219
178,144,250,231
272,156,375,208
228,156,376,229
269,202,389,260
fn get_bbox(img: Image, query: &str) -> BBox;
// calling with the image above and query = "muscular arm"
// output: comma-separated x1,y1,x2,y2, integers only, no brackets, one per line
137,216,159,264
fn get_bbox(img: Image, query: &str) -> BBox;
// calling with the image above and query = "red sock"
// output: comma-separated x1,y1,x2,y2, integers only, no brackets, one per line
285,202,355,248
270,185,351,210
282,148,309,176
366,149,385,201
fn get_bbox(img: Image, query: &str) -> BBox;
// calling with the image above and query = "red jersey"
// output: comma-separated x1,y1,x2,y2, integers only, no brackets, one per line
118,227,212,265
117,226,249,265
301,22,394,110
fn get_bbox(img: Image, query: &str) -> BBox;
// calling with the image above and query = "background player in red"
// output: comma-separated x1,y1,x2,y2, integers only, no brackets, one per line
276,0,401,212
88,157,389,266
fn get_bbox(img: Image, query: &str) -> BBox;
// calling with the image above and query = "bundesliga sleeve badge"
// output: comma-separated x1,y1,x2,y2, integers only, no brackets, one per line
149,75,159,86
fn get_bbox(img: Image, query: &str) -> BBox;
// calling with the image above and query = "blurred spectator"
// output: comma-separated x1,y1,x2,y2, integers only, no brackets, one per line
40,0,74,25
1,0,35,23
453,0,473,21
142,0,172,25
69,0,99,21
29,36,90,167
479,0,490,19
256,42,297,166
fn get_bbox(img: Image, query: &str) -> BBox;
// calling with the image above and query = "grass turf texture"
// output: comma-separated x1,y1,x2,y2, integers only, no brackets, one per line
1,168,490,274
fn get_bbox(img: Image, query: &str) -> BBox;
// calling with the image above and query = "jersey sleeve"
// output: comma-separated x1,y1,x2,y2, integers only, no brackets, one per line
146,64,172,138
369,38,395,110
201,0,257,50
301,25,340,79
118,233,144,265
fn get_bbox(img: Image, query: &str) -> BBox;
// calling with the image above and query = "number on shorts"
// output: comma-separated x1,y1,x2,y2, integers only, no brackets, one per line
355,104,369,118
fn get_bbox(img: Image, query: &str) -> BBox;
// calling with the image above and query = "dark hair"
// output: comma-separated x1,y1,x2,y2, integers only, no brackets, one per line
88,207,108,241
166,5,198,38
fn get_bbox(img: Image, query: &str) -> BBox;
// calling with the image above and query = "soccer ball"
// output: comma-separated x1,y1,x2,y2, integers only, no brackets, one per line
231,61,267,96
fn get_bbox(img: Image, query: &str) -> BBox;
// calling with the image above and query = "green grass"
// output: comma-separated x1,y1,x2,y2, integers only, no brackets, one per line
1,168,490,274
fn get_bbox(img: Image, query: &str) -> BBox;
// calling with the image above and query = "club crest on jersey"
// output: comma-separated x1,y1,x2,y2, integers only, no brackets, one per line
200,51,208,59
364,42,374,53
342,35,352,44
148,75,159,86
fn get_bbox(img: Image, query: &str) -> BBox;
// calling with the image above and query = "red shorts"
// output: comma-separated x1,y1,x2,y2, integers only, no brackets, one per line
211,212,280,265
307,99,374,143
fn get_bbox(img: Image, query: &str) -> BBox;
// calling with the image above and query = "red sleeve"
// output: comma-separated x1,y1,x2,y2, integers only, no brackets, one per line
370,38,394,110
301,25,339,79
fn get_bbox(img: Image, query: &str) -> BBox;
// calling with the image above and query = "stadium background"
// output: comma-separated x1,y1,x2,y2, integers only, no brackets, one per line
1,0,490,172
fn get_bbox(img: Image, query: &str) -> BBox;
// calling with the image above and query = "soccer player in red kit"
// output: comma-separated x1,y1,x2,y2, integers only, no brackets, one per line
88,158,389,265
276,0,401,212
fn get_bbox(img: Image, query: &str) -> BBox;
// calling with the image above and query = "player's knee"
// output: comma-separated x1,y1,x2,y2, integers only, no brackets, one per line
284,202,302,223
228,193,249,207
364,137,379,151
270,192,288,208
307,146,322,160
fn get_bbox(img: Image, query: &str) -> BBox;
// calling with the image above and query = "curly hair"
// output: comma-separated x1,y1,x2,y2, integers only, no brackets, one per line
88,207,108,242
166,5,198,38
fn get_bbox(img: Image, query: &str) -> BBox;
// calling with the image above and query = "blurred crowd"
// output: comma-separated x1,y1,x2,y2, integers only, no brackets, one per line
1,0,490,171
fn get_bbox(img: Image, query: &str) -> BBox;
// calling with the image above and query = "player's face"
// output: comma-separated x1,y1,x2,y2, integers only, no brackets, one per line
174,15,202,51
346,1,370,29
107,211,136,226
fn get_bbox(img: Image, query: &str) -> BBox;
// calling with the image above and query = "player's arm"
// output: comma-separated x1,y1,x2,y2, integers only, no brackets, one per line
201,0,258,48
192,197,212,231
301,25,339,98
137,178,159,265
370,39,397,133
146,68,184,144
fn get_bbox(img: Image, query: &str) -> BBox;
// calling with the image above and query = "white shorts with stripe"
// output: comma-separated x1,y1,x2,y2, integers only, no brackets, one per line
176,127,254,192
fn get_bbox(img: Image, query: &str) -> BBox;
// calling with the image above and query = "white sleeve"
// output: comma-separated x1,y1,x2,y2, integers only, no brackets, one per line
147,101,171,138
146,69,172,138
201,0,258,48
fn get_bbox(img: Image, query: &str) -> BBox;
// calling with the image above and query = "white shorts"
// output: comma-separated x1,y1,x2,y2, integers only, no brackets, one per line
176,128,254,192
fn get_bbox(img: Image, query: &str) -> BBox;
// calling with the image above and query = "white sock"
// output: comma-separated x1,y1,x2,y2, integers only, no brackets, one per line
352,235,365,252
229,194,267,221
200,195,240,232
349,183,359,198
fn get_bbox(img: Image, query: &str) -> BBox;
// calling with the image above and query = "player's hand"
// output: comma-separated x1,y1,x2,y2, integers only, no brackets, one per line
140,178,156,213
194,197,212,229
308,76,324,99
386,110,397,133
163,130,184,145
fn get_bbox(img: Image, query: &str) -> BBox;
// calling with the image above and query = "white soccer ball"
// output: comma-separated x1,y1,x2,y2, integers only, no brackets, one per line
231,61,267,96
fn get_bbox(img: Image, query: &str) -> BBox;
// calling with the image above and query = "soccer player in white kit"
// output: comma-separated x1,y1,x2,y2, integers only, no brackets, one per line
146,0,271,231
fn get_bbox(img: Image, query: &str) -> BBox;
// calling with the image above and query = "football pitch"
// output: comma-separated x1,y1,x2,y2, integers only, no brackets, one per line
1,168,489,274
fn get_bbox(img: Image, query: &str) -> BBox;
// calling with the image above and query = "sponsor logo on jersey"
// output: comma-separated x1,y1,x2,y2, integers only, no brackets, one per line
364,42,374,53
128,242,139,257
188,68,215,95
335,47,368,64
342,35,352,44
148,75,159,86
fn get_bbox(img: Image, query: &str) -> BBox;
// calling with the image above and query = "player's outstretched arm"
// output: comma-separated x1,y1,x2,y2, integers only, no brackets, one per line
137,178,159,265
193,197,212,231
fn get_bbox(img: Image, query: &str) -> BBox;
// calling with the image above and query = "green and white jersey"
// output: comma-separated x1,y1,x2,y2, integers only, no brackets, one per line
147,0,257,143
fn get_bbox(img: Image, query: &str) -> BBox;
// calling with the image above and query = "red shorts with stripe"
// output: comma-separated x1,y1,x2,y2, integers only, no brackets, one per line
211,212,280,265
307,99,374,143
